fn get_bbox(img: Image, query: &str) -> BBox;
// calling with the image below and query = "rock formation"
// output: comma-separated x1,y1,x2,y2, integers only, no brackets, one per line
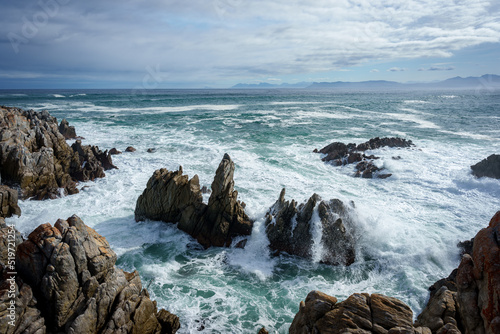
265,189,356,266
289,291,421,334
0,106,116,199
58,119,77,139
0,185,21,218
125,146,136,152
0,215,180,334
289,211,500,334
314,137,414,178
135,153,253,248
471,154,500,179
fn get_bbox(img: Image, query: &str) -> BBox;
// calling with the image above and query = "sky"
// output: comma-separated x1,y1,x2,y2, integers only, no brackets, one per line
0,0,499,88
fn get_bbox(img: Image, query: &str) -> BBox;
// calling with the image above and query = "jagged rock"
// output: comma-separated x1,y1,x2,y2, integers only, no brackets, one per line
147,148,157,153
125,146,136,152
71,140,117,181
470,154,500,179
109,148,122,155
5,215,179,334
0,185,21,218
258,327,269,334
265,189,356,266
289,291,415,334
0,107,115,200
456,211,500,334
58,119,77,139
0,106,80,199
415,286,460,333
315,137,414,179
135,154,253,248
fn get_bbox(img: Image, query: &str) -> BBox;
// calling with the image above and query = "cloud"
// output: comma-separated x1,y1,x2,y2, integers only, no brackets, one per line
370,69,380,73
0,0,499,85
418,66,456,71
388,67,406,72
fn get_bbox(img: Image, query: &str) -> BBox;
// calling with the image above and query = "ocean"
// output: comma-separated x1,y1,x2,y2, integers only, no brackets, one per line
2,88,499,333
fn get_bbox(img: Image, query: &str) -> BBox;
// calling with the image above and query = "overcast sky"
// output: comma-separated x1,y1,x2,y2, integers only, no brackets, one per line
1,0,499,88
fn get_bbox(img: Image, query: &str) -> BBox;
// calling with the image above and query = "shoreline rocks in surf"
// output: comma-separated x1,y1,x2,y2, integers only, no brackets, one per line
314,137,414,178
265,189,357,266
0,215,180,334
289,210,500,334
135,153,253,248
0,106,116,200
471,154,500,179
0,185,21,218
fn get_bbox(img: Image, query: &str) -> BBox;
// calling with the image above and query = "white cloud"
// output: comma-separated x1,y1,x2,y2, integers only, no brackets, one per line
388,67,406,72
0,0,499,84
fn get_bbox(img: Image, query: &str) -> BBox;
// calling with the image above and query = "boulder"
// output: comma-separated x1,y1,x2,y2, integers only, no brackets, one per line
125,146,136,152
265,189,356,266
58,118,77,139
289,291,416,334
1,215,180,334
109,148,122,155
71,140,117,181
470,154,500,179
314,137,414,179
0,185,21,218
135,154,253,248
0,107,115,199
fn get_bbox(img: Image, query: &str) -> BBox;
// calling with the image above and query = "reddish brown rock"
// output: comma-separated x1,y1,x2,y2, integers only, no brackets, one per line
456,211,500,334
289,291,415,334
3,215,179,334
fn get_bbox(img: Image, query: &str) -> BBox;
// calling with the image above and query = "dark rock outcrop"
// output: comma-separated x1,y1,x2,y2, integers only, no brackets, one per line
0,107,117,199
0,185,21,218
314,137,414,178
125,146,136,152
135,154,253,248
58,119,77,139
109,148,122,155
0,215,179,334
265,189,356,266
471,154,500,179
289,291,420,334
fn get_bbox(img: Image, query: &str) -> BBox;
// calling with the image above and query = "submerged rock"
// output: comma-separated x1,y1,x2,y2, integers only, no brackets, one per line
0,107,115,199
125,146,136,152
265,189,356,266
135,154,253,248
315,137,414,179
0,215,179,334
470,154,500,179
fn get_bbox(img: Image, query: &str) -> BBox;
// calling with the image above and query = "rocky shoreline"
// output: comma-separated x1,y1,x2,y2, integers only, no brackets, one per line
1,106,499,333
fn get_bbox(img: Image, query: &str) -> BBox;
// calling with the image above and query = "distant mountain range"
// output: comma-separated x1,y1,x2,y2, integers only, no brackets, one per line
232,74,500,90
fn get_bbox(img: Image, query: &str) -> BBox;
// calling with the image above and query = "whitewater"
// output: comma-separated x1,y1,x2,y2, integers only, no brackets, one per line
2,89,499,333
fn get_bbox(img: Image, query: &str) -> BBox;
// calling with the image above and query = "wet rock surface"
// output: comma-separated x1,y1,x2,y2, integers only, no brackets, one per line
0,107,116,199
289,211,500,334
470,154,500,179
265,189,357,266
314,137,414,178
0,215,179,334
135,153,253,248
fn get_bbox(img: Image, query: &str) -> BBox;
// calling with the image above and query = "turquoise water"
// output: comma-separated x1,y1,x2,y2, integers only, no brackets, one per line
2,89,500,333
